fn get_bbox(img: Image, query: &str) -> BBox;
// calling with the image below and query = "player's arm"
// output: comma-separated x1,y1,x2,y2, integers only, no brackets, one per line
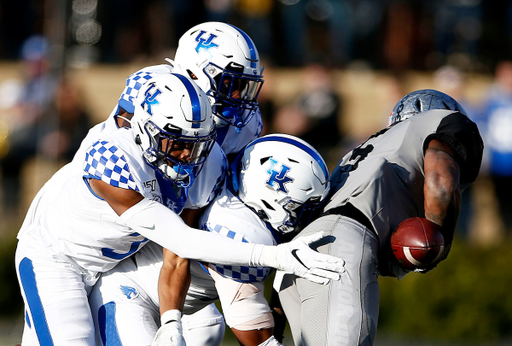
423,138,462,250
149,248,190,346
156,209,199,323
88,177,144,214
159,248,191,315
90,178,344,284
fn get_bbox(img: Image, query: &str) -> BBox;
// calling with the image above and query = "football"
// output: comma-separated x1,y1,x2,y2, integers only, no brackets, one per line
391,217,445,270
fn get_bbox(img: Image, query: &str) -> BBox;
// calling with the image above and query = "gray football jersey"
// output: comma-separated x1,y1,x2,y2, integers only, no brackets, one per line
325,109,483,254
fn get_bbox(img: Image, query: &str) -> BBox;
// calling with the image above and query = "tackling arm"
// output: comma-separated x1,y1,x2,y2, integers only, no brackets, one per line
423,138,462,255
89,178,345,282
150,248,190,346
159,248,191,315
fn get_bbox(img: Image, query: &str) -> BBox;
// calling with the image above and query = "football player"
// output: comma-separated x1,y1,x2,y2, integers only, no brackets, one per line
114,21,266,340
88,134,331,346
14,73,344,346
117,21,264,159
275,89,484,345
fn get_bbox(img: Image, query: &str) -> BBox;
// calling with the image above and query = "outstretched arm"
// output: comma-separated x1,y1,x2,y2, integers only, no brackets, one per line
89,178,345,282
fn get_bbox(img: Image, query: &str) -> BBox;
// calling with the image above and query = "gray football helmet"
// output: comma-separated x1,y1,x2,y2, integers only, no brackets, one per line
388,89,467,127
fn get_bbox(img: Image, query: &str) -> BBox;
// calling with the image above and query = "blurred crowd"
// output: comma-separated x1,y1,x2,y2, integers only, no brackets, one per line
1,0,512,71
1,0,512,244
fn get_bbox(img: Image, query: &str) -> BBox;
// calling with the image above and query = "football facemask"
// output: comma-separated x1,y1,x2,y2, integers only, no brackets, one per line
141,120,216,187
205,62,263,131
132,73,216,187
174,22,264,132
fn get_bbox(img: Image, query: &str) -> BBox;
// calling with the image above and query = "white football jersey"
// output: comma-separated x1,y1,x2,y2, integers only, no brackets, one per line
112,180,277,314
214,107,263,155
199,185,277,282
117,63,262,155
17,110,226,275
185,143,227,209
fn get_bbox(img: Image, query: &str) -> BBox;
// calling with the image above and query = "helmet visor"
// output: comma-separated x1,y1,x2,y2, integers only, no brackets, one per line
219,73,263,103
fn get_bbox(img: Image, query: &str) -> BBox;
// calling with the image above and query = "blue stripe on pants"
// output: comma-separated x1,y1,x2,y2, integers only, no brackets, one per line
98,302,123,346
19,257,54,346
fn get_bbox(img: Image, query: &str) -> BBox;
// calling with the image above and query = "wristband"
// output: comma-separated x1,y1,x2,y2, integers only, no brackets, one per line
161,309,181,325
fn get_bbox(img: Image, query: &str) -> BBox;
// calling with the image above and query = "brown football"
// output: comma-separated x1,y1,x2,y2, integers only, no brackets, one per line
391,217,445,270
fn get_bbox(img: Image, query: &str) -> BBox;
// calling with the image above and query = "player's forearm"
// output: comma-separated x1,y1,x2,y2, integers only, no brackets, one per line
120,198,261,266
158,250,191,315
120,199,344,281
423,144,461,244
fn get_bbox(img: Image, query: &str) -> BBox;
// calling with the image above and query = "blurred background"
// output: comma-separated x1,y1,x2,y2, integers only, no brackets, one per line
1,0,512,345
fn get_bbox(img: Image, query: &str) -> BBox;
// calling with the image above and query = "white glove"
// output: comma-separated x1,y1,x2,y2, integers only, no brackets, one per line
151,310,186,346
253,231,345,285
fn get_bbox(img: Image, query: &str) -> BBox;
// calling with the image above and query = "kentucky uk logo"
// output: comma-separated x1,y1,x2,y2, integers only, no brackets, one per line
141,84,161,115
195,31,219,52
266,158,293,193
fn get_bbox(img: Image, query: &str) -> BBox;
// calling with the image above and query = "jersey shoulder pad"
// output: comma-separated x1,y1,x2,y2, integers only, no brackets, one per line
83,140,139,191
427,111,484,185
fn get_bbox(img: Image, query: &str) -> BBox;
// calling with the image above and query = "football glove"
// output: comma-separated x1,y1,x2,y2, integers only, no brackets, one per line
254,231,345,285
151,310,186,346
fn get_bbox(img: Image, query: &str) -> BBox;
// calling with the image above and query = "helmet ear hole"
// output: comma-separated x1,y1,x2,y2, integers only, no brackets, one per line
415,99,422,111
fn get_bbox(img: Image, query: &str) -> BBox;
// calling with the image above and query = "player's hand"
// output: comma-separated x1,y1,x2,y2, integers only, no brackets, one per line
263,231,345,285
151,310,186,346
414,242,452,275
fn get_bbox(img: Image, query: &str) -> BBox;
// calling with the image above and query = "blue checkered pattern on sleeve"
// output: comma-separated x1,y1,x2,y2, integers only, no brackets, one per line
118,71,156,113
206,223,272,283
84,140,139,191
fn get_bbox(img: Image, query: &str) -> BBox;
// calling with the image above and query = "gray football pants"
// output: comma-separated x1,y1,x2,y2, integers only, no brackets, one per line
276,214,380,346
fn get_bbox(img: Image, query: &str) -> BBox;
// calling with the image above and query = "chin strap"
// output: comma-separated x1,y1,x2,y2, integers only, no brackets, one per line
158,162,195,188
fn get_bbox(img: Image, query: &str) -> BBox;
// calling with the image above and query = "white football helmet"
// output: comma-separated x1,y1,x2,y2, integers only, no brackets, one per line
231,134,330,235
388,89,467,127
174,22,264,131
131,73,216,187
